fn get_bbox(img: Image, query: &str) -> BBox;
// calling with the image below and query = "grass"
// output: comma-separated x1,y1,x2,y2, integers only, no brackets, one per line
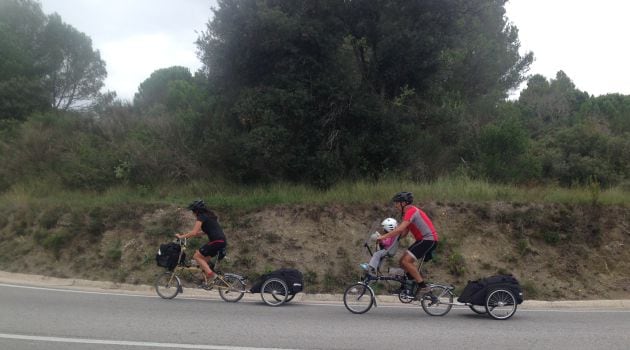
0,176,629,211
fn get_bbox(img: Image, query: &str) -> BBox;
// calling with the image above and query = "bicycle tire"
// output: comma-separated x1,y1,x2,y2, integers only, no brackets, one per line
271,286,296,303
343,283,374,314
261,278,289,306
485,288,517,320
218,274,245,302
155,272,181,299
420,285,453,316
469,304,487,314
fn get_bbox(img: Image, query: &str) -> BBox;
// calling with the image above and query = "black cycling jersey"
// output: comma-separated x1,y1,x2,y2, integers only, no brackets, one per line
197,213,226,242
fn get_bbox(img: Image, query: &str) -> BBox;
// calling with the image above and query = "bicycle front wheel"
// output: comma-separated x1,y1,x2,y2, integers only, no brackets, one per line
218,274,245,302
155,272,181,299
343,283,374,314
420,285,453,316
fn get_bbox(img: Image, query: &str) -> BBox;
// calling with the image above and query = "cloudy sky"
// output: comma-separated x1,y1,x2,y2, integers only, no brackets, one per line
41,0,214,101
41,0,630,101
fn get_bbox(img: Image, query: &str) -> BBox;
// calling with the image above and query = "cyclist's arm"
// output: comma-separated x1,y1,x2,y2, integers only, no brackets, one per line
378,220,410,241
176,221,203,239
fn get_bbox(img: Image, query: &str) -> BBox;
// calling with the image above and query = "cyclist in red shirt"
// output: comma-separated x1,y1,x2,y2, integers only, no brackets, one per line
377,192,438,294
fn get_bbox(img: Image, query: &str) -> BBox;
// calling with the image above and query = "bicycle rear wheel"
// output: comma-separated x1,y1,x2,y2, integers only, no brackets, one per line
218,274,245,302
155,272,181,299
485,288,517,320
343,283,374,314
420,285,453,316
261,278,288,306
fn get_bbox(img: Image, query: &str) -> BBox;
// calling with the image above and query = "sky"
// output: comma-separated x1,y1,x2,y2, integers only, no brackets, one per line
41,0,215,101
40,0,630,101
505,0,630,97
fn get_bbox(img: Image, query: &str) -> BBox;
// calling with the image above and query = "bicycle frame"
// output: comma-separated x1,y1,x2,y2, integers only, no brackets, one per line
171,239,246,292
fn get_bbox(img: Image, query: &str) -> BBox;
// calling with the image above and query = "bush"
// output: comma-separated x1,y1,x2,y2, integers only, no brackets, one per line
542,231,561,245
447,252,466,276
42,229,71,256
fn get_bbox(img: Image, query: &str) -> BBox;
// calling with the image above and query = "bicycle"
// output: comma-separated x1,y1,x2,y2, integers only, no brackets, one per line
343,255,455,316
154,238,246,302
343,234,520,319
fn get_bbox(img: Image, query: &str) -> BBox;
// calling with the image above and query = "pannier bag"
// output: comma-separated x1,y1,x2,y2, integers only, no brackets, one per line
156,242,184,271
250,268,304,294
457,274,524,306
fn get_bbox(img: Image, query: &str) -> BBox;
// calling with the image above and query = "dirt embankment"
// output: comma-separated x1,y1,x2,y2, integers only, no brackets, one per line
0,201,628,300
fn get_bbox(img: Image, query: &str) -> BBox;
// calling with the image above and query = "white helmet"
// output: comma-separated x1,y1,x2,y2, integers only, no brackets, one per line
381,218,398,232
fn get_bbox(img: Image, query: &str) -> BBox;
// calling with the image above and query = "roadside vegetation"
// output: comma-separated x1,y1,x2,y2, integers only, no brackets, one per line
1,176,629,211
1,1,629,299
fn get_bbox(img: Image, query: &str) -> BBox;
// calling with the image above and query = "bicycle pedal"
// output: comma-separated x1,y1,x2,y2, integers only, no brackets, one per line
198,283,213,291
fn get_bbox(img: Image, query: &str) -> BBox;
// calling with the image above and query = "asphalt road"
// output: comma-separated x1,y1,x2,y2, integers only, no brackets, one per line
1,283,629,350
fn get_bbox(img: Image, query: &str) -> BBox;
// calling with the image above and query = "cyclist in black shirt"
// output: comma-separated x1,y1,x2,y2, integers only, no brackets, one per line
176,200,227,283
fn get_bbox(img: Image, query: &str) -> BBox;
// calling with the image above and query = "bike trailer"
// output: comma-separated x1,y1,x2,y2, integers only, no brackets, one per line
156,242,184,271
457,274,524,306
250,268,304,294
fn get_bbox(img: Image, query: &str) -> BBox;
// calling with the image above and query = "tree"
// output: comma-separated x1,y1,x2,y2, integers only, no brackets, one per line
0,0,50,121
196,0,535,185
0,1,106,118
133,66,193,112
40,13,107,111
518,71,589,137
476,117,540,182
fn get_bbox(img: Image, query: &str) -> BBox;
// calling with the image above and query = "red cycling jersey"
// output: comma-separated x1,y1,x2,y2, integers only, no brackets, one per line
403,205,438,241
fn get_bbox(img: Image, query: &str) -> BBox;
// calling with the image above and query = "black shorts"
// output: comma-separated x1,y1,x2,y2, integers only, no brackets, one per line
198,240,227,257
407,240,437,261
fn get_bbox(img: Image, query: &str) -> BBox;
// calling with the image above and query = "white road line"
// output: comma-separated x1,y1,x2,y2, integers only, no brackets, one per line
0,282,153,298
0,333,297,350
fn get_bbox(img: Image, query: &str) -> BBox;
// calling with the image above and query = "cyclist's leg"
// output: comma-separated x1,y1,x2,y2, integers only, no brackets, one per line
194,250,214,277
401,240,435,283
369,249,388,271
197,241,226,278
400,253,422,283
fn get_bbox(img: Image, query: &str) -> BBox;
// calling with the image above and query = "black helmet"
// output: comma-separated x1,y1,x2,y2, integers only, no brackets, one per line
187,199,206,211
391,191,413,204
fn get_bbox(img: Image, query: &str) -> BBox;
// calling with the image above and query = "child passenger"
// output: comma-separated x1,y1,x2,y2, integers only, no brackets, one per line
360,218,399,275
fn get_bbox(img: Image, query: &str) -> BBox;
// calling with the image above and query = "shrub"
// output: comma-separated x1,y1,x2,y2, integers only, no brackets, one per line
42,229,71,256
447,252,466,276
542,231,560,245
39,207,64,229
105,240,123,265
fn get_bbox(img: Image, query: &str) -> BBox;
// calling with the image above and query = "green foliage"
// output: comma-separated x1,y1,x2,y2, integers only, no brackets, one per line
40,13,106,110
105,240,123,264
42,229,71,256
447,251,466,276
0,1,106,116
0,0,628,192
476,117,541,183
133,66,193,112
39,206,64,229
542,231,561,245
517,239,529,256
538,121,623,187
196,0,533,186
0,0,50,120
521,280,539,299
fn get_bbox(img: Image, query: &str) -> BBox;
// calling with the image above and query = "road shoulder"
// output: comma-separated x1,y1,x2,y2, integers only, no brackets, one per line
1,270,629,309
